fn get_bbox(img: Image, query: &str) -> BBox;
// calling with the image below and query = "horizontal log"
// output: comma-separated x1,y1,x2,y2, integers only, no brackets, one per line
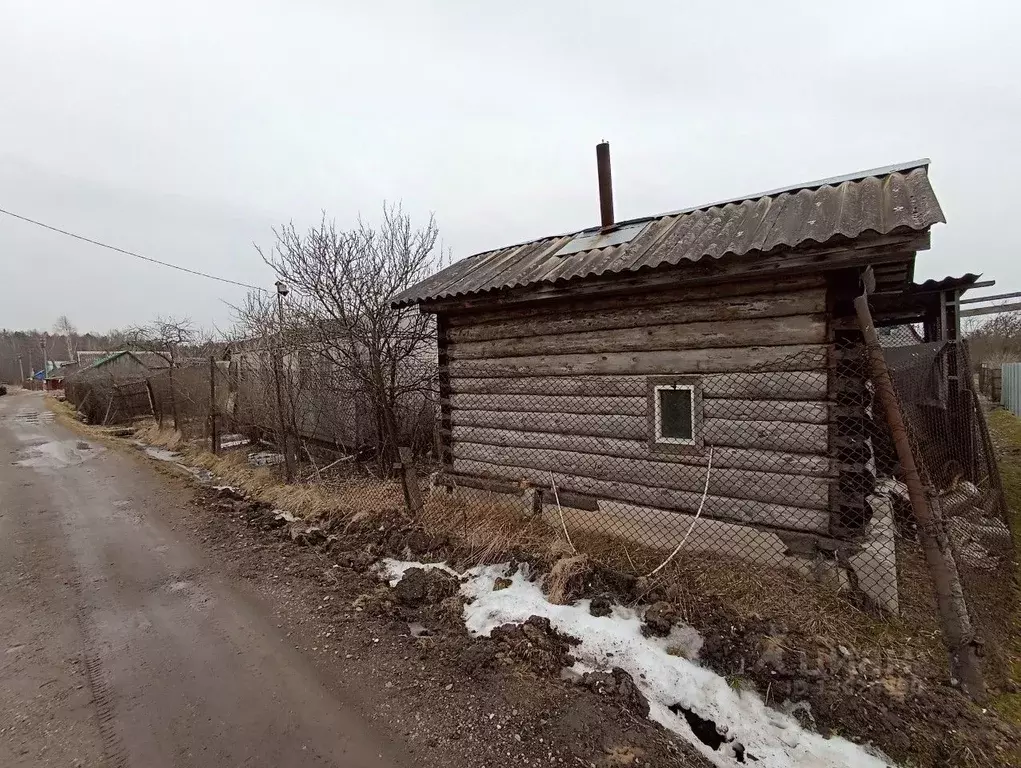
435,473,525,496
452,459,830,533
450,426,834,476
451,410,828,453
454,393,646,415
704,419,828,453
450,344,828,378
453,371,830,400
452,442,831,509
539,488,600,511
448,290,826,344
451,394,830,424
444,275,826,330
450,314,826,360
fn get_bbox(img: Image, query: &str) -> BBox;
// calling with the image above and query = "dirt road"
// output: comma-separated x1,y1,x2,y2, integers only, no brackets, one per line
0,391,412,767
1,390,706,768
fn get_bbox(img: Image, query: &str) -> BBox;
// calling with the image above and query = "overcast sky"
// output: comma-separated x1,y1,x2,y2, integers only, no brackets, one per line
2,1,1018,334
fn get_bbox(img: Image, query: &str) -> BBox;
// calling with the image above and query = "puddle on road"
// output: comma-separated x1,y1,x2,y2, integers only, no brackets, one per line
15,439,104,468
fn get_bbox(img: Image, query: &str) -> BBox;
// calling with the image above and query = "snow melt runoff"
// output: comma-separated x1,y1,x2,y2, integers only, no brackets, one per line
380,559,893,768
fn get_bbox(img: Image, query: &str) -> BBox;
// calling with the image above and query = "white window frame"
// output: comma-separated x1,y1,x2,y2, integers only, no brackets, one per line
653,383,697,445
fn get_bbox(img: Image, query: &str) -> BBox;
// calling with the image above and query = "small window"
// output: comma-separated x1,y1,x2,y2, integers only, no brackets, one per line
648,377,703,452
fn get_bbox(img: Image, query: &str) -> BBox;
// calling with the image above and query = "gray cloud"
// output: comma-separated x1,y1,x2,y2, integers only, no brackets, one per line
2,0,1018,331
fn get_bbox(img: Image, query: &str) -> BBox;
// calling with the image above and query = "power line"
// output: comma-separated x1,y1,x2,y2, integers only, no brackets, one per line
0,206,267,292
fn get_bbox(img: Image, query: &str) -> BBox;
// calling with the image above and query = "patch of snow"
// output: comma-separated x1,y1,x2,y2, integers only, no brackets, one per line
386,560,893,768
249,451,284,466
220,433,250,450
272,509,298,523
144,446,181,462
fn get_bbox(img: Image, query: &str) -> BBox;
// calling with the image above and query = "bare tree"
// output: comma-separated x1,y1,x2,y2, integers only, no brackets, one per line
125,317,197,429
125,317,196,366
54,315,78,362
226,290,301,479
259,203,444,473
965,311,1021,364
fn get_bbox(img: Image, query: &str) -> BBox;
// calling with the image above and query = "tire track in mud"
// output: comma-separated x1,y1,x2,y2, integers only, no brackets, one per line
73,575,129,768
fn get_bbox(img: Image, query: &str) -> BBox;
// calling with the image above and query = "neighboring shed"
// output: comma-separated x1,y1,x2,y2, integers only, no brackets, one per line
82,351,154,377
395,148,947,611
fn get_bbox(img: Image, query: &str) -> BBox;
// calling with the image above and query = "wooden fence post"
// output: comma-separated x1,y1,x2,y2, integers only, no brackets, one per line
855,290,986,702
209,356,220,454
397,446,424,518
272,347,295,482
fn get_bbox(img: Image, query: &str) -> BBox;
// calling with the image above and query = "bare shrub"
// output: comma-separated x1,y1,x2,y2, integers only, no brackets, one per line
257,204,444,474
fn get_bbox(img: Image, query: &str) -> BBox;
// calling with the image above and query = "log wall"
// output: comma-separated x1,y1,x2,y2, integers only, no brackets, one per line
439,275,838,535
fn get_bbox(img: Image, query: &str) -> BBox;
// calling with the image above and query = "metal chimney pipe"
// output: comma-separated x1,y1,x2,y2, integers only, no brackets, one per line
596,141,615,231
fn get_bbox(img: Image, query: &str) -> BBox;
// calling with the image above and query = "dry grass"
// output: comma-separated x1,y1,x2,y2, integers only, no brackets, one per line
546,555,590,604
985,408,1021,721
420,491,565,568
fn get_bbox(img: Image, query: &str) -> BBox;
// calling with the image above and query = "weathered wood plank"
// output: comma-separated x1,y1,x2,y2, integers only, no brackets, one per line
450,345,827,378
452,442,830,508
453,372,830,400
453,410,646,439
451,394,829,424
451,459,830,533
703,419,829,453
450,426,834,476
706,399,829,424
447,289,827,344
444,275,825,329
451,410,828,453
449,314,826,360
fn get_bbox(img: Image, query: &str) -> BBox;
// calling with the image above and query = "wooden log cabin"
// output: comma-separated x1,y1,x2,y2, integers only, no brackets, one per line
394,149,947,612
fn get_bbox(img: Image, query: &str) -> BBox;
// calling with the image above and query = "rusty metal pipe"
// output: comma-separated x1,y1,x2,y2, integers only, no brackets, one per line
596,141,614,231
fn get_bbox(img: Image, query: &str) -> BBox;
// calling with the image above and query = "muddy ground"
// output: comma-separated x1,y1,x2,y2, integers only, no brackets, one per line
26,386,1021,768
181,484,711,768
186,478,1021,768
1,391,708,768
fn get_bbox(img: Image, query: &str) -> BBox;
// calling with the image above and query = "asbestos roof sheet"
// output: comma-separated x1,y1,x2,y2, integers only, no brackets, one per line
909,274,981,293
395,160,944,308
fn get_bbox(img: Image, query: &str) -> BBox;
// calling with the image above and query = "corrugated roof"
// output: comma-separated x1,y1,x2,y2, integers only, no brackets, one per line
909,274,981,293
395,160,944,308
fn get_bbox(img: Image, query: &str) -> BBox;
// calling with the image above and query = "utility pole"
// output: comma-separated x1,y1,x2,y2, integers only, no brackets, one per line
39,338,47,388
17,354,25,383
273,280,295,482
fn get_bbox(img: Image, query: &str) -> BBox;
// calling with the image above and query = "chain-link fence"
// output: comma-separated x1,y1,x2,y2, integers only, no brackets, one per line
900,341,1018,687
423,348,908,609
59,320,1016,688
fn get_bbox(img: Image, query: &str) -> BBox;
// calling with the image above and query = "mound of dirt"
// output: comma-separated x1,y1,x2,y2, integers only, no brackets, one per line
463,616,580,677
696,608,1021,766
580,668,650,718
642,601,678,637
393,567,459,607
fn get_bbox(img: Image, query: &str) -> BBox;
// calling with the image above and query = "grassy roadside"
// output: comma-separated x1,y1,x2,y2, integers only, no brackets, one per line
985,408,1021,721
